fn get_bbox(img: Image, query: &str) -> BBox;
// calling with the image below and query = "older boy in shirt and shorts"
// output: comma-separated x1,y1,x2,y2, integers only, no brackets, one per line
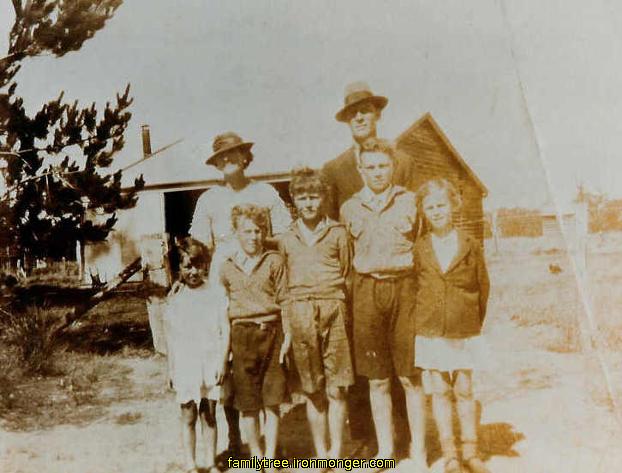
340,137,426,469
279,167,354,460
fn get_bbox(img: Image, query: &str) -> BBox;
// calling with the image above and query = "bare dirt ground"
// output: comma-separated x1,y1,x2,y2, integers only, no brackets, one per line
2,234,622,473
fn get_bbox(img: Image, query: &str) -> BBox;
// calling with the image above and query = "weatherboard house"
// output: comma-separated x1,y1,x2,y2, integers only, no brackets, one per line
84,113,487,281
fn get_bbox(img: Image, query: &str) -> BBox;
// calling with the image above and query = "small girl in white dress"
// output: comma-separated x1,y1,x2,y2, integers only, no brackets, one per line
412,179,491,473
163,237,229,473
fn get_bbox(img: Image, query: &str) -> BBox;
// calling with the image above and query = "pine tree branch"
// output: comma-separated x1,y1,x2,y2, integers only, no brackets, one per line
11,0,22,18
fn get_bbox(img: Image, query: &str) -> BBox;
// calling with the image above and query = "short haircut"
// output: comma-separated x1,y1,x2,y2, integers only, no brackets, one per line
176,236,211,269
231,204,270,234
415,178,463,214
358,137,395,164
289,166,327,199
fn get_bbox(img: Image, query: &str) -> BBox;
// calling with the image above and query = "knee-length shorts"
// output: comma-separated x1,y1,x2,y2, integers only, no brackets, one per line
352,273,416,380
283,299,354,394
230,320,287,412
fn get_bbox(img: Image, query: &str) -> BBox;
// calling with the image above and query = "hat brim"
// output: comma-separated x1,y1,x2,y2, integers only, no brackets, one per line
206,142,254,166
335,95,388,122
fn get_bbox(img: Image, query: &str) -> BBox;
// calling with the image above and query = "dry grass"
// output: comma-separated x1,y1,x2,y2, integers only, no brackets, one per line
0,349,161,431
0,306,62,376
486,245,583,354
0,292,155,432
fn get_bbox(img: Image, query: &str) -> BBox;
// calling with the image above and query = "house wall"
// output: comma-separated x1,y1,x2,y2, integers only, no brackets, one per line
84,190,165,283
396,118,485,242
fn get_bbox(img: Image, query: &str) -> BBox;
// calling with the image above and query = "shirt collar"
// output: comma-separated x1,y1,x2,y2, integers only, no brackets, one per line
359,185,396,211
231,249,270,275
295,217,332,246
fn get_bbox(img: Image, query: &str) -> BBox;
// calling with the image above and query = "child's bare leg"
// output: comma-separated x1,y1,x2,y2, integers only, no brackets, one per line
263,406,280,459
327,386,347,459
240,410,262,458
199,399,218,468
454,370,476,450
398,373,426,461
224,404,241,454
454,370,489,473
429,371,458,466
180,401,199,471
368,377,394,458
306,392,329,458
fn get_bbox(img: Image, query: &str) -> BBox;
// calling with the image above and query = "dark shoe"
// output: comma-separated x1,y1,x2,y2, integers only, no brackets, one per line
464,457,491,473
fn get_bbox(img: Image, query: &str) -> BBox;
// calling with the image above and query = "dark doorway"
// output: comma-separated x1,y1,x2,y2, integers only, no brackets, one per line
164,188,208,239
164,188,208,273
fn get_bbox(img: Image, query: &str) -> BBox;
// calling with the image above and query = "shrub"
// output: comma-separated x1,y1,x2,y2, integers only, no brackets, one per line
0,306,60,375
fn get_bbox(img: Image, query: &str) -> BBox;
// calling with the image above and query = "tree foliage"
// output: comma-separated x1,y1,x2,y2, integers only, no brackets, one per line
0,0,144,259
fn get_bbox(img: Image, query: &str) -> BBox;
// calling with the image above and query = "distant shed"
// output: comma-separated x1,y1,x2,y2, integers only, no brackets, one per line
396,113,488,242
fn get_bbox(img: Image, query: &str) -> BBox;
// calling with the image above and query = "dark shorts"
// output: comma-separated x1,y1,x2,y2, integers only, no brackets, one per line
352,272,416,379
230,320,287,412
283,299,354,394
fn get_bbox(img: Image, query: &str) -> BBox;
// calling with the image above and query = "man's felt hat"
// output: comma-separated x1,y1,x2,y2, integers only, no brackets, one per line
205,132,254,166
335,81,388,122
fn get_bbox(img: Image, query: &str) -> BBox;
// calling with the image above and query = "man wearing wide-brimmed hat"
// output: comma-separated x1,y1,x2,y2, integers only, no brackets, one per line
321,82,413,220
189,131,292,459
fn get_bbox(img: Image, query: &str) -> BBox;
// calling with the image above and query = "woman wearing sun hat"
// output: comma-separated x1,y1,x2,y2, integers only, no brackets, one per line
190,131,291,262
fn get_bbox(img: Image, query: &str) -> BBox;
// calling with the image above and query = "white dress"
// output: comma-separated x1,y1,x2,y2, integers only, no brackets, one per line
414,230,489,373
163,282,228,404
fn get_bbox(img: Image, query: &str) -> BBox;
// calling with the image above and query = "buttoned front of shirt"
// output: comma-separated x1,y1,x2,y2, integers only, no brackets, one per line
340,185,417,275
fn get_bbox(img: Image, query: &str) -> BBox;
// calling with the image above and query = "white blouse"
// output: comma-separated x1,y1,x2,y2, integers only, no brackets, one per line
430,229,459,273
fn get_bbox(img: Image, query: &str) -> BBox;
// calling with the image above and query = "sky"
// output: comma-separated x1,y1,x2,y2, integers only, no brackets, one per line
1,0,621,212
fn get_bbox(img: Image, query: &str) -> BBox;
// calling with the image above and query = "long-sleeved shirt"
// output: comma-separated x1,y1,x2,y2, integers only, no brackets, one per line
219,250,286,321
278,218,351,301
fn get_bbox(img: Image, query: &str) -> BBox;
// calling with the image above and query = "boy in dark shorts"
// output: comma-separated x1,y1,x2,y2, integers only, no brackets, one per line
340,137,426,469
279,167,354,459
220,204,289,462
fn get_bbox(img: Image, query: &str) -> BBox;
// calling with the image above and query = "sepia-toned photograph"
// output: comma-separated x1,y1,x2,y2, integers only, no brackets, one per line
1,1,621,472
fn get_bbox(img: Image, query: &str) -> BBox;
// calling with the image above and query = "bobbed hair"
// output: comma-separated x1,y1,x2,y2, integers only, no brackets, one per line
415,178,463,216
175,236,211,270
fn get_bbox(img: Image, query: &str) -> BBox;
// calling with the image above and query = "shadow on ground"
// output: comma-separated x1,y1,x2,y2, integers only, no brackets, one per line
278,394,525,467
59,320,153,354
